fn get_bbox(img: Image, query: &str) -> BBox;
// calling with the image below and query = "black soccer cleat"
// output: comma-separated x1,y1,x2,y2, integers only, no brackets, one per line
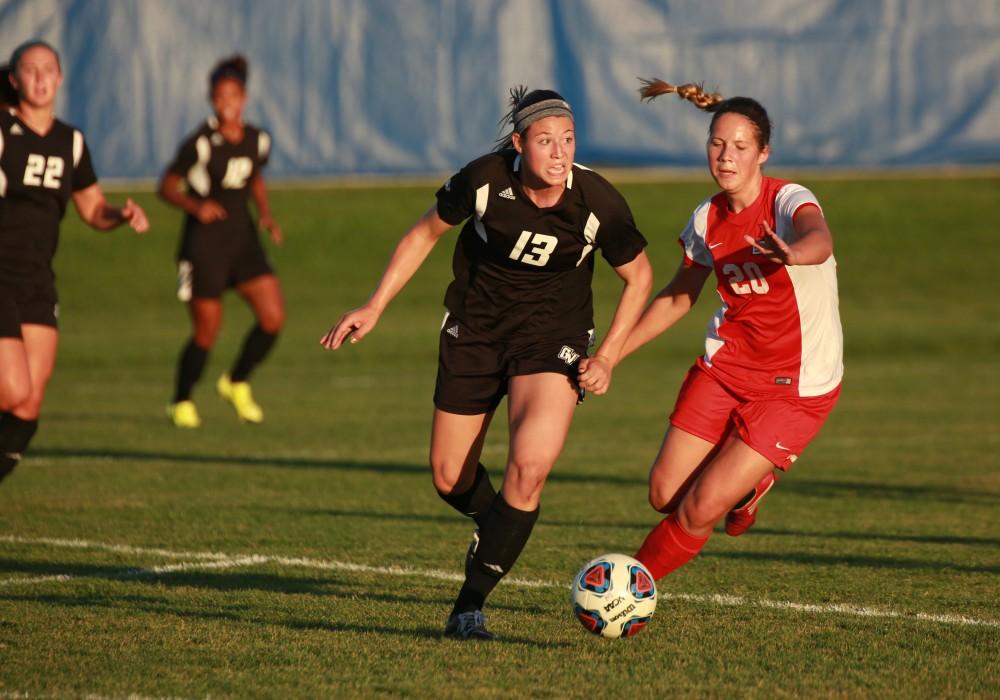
444,610,495,641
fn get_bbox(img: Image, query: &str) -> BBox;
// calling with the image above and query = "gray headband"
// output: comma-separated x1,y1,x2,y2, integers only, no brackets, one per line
513,98,573,134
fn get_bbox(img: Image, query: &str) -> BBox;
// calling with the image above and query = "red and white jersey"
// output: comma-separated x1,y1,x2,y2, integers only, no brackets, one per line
680,176,843,398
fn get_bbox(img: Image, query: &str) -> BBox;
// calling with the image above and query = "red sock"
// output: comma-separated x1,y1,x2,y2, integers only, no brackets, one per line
635,513,710,580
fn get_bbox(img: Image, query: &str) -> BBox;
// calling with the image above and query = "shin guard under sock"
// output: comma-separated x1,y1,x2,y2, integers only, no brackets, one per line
230,324,278,382
451,493,539,615
635,513,710,580
174,339,209,403
437,463,497,527
0,413,38,483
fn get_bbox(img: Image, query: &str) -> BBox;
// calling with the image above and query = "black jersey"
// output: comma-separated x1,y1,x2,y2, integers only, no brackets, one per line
166,118,271,255
435,150,646,340
0,109,98,282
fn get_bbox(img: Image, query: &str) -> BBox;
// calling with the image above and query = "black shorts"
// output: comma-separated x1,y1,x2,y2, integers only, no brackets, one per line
0,280,58,338
177,239,273,301
433,313,593,415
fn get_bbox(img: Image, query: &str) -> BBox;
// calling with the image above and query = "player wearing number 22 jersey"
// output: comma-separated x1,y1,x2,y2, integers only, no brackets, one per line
0,108,97,310
0,40,148,487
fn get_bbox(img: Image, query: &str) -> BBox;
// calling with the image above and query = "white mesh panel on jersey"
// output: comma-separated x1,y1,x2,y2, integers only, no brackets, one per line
187,135,212,197
679,198,713,267
473,183,489,242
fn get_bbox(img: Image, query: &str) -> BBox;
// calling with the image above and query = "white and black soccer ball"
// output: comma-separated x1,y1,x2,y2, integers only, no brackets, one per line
571,553,657,639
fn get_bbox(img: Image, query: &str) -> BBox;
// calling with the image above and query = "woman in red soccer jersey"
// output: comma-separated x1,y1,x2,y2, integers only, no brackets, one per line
621,80,843,580
0,40,149,484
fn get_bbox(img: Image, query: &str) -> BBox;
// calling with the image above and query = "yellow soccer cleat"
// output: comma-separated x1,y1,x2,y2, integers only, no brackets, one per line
217,374,263,424
167,400,201,429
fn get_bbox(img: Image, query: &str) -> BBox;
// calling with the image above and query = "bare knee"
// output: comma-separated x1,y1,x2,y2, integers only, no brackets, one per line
504,455,554,504
259,315,284,335
430,454,475,495
257,305,285,335
192,319,221,348
677,488,728,532
0,379,31,413
648,485,685,514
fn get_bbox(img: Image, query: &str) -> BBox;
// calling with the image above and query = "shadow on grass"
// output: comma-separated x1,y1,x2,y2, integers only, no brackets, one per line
30,448,1000,507
751,527,1000,548
701,549,1000,575
0,560,543,614
275,507,1000,549
0,590,565,647
29,447,647,487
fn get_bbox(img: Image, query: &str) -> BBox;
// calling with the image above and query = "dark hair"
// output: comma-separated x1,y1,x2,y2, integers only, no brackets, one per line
494,86,573,151
9,39,61,74
0,65,18,108
209,54,248,90
638,78,772,149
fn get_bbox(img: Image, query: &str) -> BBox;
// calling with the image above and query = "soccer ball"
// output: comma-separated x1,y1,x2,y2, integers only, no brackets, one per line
571,553,656,639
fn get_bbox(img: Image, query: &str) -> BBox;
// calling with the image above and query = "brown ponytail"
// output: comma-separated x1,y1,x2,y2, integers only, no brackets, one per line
639,77,773,149
638,79,723,110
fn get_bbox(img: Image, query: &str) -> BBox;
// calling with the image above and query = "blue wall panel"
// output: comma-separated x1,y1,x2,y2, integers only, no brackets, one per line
1,0,998,178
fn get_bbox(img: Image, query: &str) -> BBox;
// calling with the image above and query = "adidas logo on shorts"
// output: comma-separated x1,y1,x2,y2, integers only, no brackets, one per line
498,187,516,200
446,324,459,338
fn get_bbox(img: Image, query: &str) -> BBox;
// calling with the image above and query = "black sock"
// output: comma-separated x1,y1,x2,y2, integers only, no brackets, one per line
174,339,209,403
451,493,539,616
230,324,278,382
437,463,496,527
0,413,39,483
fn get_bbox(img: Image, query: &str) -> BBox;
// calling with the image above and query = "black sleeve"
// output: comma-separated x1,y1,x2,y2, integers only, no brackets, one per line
596,184,647,268
72,137,98,192
435,160,479,226
166,133,199,177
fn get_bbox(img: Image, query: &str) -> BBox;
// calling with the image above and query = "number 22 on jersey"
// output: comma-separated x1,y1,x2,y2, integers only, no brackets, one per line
509,230,558,267
23,154,64,189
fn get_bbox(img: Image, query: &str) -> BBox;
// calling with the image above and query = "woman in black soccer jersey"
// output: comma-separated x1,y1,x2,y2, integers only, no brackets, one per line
321,88,654,640
160,55,284,428
0,40,149,484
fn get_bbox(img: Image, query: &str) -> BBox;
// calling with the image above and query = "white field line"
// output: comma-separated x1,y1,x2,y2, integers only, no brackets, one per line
1,534,997,629
0,693,191,700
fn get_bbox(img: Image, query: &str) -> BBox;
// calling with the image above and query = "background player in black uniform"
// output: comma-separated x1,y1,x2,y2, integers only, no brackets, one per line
322,87,653,639
0,40,149,484
160,55,284,428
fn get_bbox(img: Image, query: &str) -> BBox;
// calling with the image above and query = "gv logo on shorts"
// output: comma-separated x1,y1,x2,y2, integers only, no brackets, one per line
557,346,580,365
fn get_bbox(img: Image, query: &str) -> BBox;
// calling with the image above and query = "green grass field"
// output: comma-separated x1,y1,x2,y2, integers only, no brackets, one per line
1,175,998,698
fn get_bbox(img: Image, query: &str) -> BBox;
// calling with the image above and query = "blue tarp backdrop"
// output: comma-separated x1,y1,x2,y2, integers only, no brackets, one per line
2,0,998,178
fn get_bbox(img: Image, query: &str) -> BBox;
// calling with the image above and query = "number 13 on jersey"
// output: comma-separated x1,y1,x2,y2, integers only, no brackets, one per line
509,230,558,267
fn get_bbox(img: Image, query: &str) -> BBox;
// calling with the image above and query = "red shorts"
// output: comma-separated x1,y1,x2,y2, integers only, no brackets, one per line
669,365,840,469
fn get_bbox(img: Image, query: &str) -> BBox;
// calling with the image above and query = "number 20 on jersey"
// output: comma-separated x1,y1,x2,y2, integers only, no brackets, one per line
723,261,770,295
